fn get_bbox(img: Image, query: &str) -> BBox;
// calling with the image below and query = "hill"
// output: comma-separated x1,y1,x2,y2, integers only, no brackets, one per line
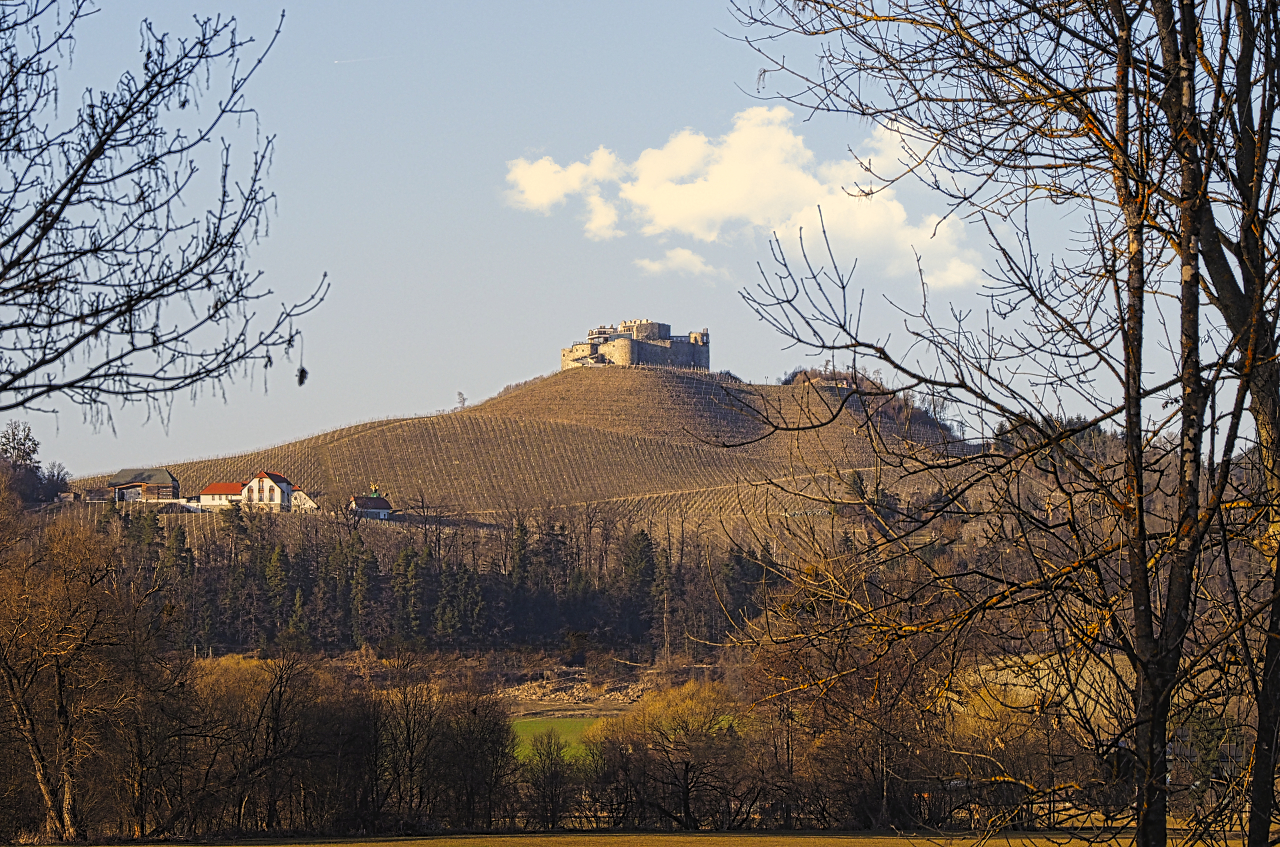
77,367,957,519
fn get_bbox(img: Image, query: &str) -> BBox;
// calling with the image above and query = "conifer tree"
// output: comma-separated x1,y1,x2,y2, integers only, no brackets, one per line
351,548,372,648
265,545,290,632
391,548,421,640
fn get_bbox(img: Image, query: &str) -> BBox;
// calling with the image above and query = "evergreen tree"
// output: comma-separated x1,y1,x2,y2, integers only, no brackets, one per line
280,587,311,650
617,530,657,643
218,502,247,539
435,563,484,643
531,522,568,593
720,548,762,624
652,546,674,660
621,530,657,587
95,499,119,532
350,540,374,648
318,539,352,648
159,524,191,577
390,548,422,640
122,510,163,572
264,545,291,634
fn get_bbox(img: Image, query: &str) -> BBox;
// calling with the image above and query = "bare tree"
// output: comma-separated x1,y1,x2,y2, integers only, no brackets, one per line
730,3,1280,844
736,227,1251,844
0,506,126,840
523,727,576,830
583,681,750,830
0,2,323,418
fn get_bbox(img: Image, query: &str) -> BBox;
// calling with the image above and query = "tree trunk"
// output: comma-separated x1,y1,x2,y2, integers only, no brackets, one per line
54,660,80,841
1,664,66,840
1247,364,1280,847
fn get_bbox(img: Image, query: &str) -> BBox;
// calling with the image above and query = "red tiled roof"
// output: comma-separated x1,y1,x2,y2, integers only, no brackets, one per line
200,482,244,496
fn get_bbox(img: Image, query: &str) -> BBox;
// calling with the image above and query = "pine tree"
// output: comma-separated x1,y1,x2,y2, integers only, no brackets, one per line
435,563,484,643
265,545,290,632
391,548,421,639
218,501,246,538
652,546,673,661
618,530,657,643
159,524,192,578
305,538,353,648
350,546,372,648
280,587,311,650
434,563,461,642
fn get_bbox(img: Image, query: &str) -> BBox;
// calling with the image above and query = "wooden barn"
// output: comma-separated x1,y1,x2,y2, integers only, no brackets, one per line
107,468,180,502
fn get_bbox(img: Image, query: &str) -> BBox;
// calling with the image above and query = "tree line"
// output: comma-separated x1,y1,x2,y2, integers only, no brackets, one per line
4,428,1270,839
103,499,769,660
4,473,1114,840
0,481,739,839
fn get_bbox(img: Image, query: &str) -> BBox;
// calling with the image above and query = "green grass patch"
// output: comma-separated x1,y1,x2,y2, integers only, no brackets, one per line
154,833,1158,847
512,716,599,758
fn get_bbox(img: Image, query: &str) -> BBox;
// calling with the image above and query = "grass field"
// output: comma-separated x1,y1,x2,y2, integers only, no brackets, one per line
180,834,1148,847
511,717,599,757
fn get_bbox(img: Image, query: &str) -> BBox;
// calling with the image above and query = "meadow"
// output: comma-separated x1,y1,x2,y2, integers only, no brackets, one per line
175,834,1152,847
511,716,600,756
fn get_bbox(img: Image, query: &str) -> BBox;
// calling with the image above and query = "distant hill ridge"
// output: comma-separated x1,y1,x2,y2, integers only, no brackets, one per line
76,367,954,518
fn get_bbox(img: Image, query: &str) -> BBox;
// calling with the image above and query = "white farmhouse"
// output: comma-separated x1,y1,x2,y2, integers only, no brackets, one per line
242,471,295,512
197,482,244,510
349,494,392,520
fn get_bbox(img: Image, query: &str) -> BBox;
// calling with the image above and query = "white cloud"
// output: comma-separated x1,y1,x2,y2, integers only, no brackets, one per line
506,146,624,240
583,195,622,241
634,247,727,279
505,107,981,288
506,146,623,211
621,108,822,242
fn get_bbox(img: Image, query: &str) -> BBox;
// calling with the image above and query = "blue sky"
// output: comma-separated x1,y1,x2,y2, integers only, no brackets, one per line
22,2,991,478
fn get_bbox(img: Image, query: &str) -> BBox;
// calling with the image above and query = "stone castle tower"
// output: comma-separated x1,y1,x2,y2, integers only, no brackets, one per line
561,319,709,371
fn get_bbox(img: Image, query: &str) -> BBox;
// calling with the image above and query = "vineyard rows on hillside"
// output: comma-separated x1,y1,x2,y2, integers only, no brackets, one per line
75,367,959,523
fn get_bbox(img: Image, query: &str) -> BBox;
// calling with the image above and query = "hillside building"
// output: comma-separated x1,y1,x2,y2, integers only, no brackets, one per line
107,468,180,502
350,483,392,520
561,319,709,371
197,473,318,513
242,471,295,512
197,482,244,510
350,495,392,520
292,490,319,512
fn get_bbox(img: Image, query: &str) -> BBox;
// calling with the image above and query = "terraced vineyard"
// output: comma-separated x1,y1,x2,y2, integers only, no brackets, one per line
77,367,954,519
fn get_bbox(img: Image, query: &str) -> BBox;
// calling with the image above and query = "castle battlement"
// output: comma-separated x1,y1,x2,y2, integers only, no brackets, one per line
561,319,709,371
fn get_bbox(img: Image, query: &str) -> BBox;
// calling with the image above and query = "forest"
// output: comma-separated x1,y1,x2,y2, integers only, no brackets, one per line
0,448,1249,841
0,459,791,839
130,500,764,659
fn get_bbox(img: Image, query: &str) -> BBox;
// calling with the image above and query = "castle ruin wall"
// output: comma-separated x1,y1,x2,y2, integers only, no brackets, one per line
561,319,709,371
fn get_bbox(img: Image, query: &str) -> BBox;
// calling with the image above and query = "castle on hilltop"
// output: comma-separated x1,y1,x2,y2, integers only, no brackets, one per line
561,319,709,371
